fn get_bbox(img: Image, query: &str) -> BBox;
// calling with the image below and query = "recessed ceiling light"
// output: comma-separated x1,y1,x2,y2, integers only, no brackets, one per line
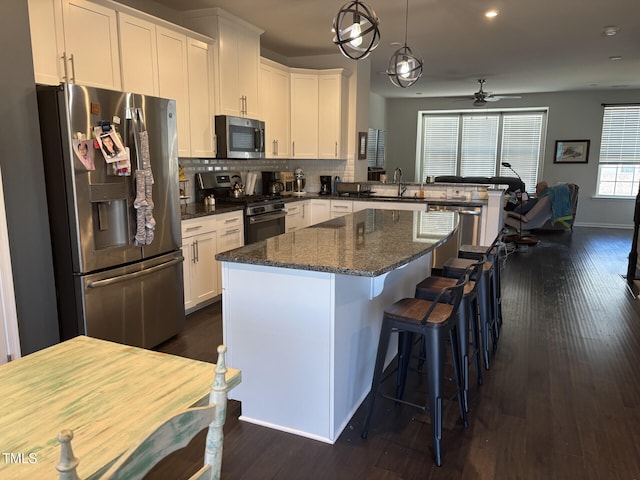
485,10,498,18
609,55,623,61
389,42,402,48
603,25,619,36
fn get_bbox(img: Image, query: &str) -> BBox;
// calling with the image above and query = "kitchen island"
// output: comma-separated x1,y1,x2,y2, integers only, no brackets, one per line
216,209,458,443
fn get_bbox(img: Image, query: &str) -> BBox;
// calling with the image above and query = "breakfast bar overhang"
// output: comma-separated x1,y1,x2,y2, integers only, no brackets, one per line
216,209,458,443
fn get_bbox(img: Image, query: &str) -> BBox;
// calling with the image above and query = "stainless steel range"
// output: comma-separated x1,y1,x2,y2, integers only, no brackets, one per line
196,172,286,244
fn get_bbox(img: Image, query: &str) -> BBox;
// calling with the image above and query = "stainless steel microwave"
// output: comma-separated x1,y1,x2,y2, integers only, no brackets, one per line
214,115,265,159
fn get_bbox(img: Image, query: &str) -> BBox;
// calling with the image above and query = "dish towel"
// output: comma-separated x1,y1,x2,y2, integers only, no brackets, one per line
134,131,155,245
541,183,573,227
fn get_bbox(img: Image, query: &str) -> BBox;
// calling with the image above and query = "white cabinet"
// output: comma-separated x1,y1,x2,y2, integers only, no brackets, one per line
290,68,348,159
118,12,159,96
156,27,191,158
28,0,64,85
215,211,244,294
318,71,348,159
308,200,331,225
259,58,290,158
284,202,305,232
216,15,261,118
187,37,215,157
29,0,121,89
355,200,427,211
330,199,353,219
182,217,218,312
290,72,319,159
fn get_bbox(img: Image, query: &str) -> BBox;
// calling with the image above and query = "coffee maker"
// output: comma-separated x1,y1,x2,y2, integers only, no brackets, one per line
261,171,284,195
319,176,332,196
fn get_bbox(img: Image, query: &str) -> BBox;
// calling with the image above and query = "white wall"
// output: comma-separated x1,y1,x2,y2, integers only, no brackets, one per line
383,89,640,228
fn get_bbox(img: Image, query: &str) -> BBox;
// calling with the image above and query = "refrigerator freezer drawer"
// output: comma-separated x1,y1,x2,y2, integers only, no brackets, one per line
78,251,185,348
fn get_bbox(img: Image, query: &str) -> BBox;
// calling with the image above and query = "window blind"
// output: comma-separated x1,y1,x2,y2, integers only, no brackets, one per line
421,115,459,180
419,109,546,192
460,115,499,177
599,106,640,163
499,113,544,191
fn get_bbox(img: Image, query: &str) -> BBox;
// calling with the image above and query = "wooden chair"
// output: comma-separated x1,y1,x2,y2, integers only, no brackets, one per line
56,345,230,480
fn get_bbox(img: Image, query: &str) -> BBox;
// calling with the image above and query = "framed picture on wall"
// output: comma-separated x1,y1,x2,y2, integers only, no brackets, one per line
554,140,590,164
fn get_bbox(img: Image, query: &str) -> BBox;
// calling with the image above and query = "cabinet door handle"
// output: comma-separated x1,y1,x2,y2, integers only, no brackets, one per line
292,141,295,157
185,225,203,232
335,141,338,157
68,53,76,83
60,52,69,82
194,239,199,263
191,242,197,264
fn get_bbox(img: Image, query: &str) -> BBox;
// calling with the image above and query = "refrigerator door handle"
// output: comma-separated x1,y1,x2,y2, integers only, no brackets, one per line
87,257,183,289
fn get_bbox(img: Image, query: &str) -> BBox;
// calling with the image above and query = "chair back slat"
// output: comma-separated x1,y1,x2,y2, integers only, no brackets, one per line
421,273,469,325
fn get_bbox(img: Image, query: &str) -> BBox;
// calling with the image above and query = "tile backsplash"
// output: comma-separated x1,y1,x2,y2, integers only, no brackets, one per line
179,157,349,201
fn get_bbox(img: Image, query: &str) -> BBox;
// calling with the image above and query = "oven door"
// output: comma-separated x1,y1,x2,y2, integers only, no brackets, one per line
246,211,286,244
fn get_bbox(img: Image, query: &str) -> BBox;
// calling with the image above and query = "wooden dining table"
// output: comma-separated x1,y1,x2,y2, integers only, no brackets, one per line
0,336,241,479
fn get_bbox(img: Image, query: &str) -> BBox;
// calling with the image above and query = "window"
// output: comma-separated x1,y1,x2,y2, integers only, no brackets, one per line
418,109,547,193
367,128,386,168
597,105,640,197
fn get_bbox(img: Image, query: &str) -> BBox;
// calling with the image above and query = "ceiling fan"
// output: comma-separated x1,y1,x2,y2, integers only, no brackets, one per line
472,79,521,106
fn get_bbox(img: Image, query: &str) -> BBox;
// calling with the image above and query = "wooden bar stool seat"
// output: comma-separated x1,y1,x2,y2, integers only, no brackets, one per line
443,257,498,369
415,259,484,414
361,275,469,467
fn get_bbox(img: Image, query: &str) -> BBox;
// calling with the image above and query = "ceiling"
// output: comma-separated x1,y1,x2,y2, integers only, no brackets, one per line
140,0,640,99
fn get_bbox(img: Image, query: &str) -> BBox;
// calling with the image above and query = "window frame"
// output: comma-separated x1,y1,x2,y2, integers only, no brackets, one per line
416,107,548,193
596,104,640,199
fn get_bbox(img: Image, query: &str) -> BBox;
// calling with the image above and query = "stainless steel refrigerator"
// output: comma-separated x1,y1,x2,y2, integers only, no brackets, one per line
36,83,184,348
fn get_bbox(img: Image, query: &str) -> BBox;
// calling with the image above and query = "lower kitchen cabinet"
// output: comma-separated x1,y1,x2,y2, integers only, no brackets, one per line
284,202,305,232
308,199,330,225
330,199,353,218
181,216,217,312
182,210,244,313
215,211,244,293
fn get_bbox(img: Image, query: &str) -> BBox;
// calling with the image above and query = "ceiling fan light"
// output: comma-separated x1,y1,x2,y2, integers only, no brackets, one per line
332,1,380,60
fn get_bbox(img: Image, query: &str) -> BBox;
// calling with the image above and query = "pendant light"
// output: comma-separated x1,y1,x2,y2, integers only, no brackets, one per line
386,0,423,88
332,0,381,60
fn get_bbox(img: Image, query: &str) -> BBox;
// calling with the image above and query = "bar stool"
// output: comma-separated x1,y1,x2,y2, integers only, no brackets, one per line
361,275,468,467
459,241,503,335
414,258,484,414
442,257,498,369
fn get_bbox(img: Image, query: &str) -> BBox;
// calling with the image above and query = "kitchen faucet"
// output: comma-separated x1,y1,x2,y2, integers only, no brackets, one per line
393,168,406,197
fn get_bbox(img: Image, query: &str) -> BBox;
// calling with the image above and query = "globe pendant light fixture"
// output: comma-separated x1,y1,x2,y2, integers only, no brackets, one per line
386,0,423,87
332,0,381,60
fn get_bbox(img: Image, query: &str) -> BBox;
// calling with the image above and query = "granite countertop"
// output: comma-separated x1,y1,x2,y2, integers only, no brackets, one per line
181,203,244,220
216,209,458,277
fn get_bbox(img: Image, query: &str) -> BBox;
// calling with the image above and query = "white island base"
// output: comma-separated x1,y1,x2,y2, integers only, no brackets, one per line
221,254,431,444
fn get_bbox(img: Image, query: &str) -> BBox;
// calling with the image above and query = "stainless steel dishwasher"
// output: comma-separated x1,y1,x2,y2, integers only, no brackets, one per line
427,205,482,269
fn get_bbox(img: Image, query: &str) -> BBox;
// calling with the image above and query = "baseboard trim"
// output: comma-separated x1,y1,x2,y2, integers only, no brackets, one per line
573,222,633,229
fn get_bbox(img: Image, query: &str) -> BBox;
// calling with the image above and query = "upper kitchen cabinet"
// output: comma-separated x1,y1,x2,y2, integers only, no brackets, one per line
290,71,319,159
259,58,290,158
156,27,191,158
216,15,262,119
187,37,215,158
184,9,262,120
290,68,348,160
118,12,159,96
318,70,348,159
118,10,215,158
29,0,121,90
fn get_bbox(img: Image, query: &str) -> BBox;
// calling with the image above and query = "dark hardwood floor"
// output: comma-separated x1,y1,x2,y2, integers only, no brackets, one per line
152,227,640,479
